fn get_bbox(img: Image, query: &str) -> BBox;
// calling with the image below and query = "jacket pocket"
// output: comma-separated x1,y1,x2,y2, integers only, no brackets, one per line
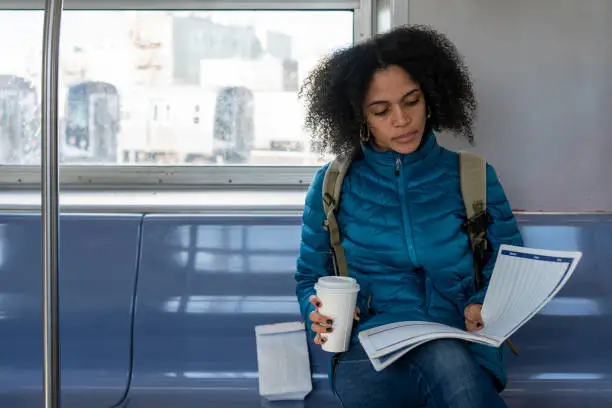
356,283,373,318
425,276,432,311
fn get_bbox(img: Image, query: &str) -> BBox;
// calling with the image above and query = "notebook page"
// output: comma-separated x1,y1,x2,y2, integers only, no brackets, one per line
361,321,433,354
368,339,429,371
359,321,496,359
479,245,582,341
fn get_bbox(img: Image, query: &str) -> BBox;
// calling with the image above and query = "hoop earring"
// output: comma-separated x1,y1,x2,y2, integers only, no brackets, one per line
360,124,371,142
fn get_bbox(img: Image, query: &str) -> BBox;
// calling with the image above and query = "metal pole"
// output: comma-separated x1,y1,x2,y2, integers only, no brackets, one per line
41,0,63,407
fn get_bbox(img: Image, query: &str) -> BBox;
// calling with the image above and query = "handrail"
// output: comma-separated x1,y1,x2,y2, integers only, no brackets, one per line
41,0,63,406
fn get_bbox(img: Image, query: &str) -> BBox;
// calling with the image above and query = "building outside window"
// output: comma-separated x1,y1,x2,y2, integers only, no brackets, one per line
0,1,370,188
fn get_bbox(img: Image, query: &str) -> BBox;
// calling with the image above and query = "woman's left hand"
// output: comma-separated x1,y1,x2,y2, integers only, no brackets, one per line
464,303,484,332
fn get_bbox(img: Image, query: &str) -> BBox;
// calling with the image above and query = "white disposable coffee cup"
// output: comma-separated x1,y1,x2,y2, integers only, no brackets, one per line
314,276,360,353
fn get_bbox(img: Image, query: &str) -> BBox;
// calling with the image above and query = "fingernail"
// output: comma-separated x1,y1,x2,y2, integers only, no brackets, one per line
326,319,333,325
326,327,333,332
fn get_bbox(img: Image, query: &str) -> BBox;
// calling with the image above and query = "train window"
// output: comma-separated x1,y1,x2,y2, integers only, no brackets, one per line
0,2,366,186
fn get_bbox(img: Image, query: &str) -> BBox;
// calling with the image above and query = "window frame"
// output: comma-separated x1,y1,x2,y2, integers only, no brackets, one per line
0,0,363,10
0,0,373,189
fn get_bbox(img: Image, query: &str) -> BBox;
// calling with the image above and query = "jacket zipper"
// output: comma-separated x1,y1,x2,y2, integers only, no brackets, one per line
396,156,430,312
396,156,431,313
395,155,419,267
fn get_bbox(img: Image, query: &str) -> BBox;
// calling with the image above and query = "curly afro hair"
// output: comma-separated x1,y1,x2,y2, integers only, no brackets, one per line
299,24,477,158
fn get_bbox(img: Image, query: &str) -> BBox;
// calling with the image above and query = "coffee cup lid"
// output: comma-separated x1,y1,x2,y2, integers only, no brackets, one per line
315,276,359,292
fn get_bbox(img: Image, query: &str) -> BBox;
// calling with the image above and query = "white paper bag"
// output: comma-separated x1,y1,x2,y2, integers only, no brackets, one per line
255,321,313,401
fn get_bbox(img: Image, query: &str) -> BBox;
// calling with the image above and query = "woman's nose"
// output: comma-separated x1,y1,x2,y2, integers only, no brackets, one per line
391,106,410,127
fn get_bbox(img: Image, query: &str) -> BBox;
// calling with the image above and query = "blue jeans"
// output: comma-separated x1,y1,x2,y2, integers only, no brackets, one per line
331,339,508,408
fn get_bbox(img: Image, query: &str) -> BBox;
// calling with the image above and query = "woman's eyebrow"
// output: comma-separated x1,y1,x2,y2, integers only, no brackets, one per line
366,89,420,107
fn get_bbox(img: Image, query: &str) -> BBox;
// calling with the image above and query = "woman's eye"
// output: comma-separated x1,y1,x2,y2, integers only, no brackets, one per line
372,98,419,116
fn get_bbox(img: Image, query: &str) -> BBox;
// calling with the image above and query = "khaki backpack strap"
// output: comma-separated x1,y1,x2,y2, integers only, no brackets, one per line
459,151,487,221
322,156,352,277
459,151,519,356
459,151,489,291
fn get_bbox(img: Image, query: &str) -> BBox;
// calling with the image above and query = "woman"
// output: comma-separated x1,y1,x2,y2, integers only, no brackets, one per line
294,25,523,408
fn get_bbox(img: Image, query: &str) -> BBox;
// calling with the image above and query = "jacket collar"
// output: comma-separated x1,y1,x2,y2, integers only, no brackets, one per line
360,130,441,178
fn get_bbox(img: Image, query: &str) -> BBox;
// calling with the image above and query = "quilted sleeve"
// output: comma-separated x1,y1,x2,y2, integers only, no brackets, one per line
295,164,334,338
466,163,524,306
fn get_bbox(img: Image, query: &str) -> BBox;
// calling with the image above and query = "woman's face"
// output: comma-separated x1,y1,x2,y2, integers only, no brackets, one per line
362,65,428,154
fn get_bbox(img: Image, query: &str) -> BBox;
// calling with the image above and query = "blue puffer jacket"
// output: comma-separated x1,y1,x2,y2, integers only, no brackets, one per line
295,130,523,389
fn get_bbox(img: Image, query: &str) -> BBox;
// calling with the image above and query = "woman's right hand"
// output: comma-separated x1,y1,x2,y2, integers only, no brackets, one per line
308,295,360,346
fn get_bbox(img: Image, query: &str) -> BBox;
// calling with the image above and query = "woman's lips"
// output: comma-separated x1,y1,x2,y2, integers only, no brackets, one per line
392,131,418,144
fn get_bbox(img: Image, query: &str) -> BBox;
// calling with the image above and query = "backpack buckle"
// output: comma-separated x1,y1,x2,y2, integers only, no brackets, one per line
323,192,336,209
462,210,492,235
